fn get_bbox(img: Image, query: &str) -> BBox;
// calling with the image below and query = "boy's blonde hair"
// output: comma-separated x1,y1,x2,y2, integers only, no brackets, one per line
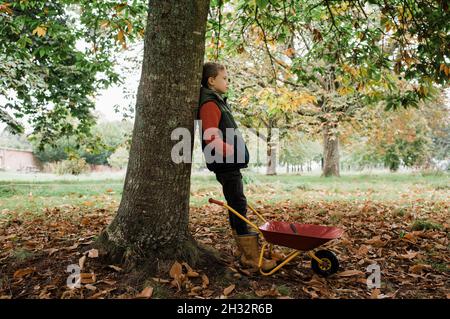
201,62,225,88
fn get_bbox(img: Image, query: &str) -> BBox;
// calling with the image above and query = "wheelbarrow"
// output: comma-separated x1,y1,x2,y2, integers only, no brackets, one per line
208,198,344,277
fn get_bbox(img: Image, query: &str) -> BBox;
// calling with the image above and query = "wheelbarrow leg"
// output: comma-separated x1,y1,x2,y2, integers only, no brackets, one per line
308,251,324,264
258,243,301,276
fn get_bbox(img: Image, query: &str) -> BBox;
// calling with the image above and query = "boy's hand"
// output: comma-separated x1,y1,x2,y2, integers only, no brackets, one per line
224,143,234,157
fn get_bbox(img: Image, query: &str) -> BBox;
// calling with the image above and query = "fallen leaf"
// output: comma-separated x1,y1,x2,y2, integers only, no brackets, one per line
302,286,319,299
306,275,326,288
88,290,109,299
79,255,87,270
108,265,123,272
85,284,97,291
201,274,209,289
13,268,35,279
187,271,200,278
83,201,94,207
223,284,235,296
46,248,59,256
356,245,370,256
87,249,99,258
399,251,419,260
366,236,386,247
370,288,380,299
190,286,203,295
182,262,193,272
255,287,280,297
80,273,96,284
337,270,365,277
409,264,432,274
239,269,252,276
65,243,79,251
169,261,182,279
136,287,153,299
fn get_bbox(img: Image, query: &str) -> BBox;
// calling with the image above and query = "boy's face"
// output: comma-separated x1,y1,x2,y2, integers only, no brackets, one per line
208,68,229,95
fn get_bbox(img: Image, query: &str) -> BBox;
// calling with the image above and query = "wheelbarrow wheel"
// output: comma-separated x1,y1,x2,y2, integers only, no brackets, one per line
311,250,339,277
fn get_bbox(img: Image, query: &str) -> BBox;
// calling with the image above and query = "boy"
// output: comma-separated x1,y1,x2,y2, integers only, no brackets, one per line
197,62,276,271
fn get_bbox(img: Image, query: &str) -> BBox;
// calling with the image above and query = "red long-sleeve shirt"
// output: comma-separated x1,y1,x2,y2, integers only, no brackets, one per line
199,101,234,157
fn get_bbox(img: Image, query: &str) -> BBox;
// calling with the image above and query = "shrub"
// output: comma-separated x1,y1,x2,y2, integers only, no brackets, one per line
54,155,89,175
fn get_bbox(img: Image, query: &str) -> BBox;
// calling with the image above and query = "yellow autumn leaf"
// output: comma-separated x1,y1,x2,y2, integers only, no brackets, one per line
32,25,47,37
125,20,133,34
0,3,13,15
284,47,295,57
117,29,125,43
338,86,352,96
100,20,109,29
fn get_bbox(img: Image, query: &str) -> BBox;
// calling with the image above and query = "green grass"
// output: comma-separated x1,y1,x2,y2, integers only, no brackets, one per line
0,171,448,215
411,219,444,231
190,171,449,206
11,248,35,262
276,284,291,296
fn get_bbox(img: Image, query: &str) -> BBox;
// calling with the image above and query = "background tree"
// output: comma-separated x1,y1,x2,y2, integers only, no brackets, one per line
207,0,449,177
0,0,146,148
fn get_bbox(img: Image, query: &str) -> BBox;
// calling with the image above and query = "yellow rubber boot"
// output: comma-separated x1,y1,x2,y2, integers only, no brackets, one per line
236,233,277,271
231,229,242,258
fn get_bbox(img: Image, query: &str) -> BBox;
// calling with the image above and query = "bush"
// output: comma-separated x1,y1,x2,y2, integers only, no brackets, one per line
54,156,89,175
107,146,129,169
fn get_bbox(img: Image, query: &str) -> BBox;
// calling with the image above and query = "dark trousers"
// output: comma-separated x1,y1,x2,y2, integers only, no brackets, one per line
215,169,249,235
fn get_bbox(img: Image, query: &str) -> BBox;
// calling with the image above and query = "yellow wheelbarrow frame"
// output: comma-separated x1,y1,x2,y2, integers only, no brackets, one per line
208,198,330,276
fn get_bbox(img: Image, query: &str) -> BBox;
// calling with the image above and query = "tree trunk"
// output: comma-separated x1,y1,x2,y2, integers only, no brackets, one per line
266,128,277,175
322,122,340,177
96,0,210,268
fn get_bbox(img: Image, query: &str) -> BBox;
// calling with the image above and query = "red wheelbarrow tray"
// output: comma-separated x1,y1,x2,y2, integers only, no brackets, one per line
259,221,344,251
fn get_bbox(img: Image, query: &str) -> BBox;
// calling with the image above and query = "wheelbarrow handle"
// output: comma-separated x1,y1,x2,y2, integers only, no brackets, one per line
208,198,224,206
208,198,264,235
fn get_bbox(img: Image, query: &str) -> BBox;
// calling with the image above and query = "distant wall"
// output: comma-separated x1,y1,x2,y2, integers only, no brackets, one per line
0,148,42,172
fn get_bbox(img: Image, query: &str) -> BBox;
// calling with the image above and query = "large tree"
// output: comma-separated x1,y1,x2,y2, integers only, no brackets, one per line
96,0,211,268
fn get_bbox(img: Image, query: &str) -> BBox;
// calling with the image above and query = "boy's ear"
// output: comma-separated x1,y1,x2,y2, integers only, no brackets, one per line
207,76,215,87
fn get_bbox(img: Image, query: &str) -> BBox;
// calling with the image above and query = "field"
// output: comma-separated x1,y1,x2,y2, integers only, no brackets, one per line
0,171,448,299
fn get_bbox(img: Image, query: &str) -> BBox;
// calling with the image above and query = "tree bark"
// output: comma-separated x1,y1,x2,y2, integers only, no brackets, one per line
322,122,340,177
96,0,211,269
266,127,277,175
